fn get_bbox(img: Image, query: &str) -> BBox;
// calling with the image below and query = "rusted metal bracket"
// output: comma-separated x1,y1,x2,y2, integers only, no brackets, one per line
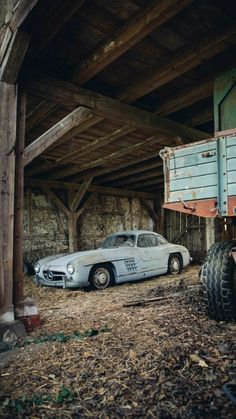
178,197,196,212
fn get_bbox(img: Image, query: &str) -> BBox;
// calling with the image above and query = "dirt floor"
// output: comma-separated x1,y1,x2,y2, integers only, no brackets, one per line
0,266,236,418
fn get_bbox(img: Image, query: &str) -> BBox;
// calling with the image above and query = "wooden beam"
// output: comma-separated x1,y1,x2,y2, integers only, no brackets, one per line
24,106,93,166
119,21,236,102
141,199,159,224
68,211,77,253
0,81,17,322
0,29,30,83
26,100,58,132
69,0,192,84
13,89,26,306
25,178,157,200
50,133,165,180
70,177,92,212
42,186,70,218
26,115,103,176
28,75,207,141
131,176,164,190
8,0,39,32
76,193,97,219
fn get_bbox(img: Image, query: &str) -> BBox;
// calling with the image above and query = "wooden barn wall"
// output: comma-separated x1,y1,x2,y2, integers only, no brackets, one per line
165,210,236,263
23,190,154,263
165,210,206,263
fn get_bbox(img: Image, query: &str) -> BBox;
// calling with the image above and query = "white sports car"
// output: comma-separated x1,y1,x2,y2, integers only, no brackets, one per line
34,230,191,290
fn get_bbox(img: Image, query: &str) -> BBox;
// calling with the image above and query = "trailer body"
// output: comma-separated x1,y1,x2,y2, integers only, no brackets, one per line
161,134,236,218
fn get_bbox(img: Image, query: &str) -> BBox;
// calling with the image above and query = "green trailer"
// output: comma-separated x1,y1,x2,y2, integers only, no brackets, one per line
160,70,236,321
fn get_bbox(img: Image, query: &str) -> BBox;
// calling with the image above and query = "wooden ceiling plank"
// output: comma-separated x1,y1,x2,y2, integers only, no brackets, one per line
69,0,192,84
24,106,93,166
26,100,58,132
110,167,163,187
119,21,236,102
97,159,163,183
25,178,157,200
70,177,93,212
56,125,135,165
50,134,166,180
9,0,39,32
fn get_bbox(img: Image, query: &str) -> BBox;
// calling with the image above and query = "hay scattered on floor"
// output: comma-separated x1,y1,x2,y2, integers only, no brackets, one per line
0,266,235,418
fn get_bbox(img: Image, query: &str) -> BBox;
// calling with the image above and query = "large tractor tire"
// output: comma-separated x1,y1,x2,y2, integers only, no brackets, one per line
201,240,236,321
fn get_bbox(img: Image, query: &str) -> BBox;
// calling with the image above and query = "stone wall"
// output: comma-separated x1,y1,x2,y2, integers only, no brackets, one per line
23,190,154,263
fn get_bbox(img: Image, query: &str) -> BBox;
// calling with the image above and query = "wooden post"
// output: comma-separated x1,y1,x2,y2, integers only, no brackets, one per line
206,218,215,251
13,89,26,307
0,81,17,323
68,212,78,253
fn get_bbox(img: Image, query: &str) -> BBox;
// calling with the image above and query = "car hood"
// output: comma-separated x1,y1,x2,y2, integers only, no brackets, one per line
40,248,134,268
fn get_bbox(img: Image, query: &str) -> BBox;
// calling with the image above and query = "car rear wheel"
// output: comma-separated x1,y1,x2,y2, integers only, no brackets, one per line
168,254,182,275
90,264,114,290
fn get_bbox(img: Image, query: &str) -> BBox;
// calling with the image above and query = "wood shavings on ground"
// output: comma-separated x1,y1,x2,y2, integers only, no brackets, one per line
0,266,235,418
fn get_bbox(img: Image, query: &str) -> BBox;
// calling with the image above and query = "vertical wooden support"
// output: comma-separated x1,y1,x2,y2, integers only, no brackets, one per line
68,212,78,253
206,218,215,251
0,81,17,323
13,89,26,307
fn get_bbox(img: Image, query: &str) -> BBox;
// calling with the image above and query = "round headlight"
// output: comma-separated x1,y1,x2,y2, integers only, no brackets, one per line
34,263,40,273
67,263,75,275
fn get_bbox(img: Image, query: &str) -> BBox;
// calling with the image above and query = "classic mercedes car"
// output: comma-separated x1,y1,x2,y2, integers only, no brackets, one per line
34,230,191,290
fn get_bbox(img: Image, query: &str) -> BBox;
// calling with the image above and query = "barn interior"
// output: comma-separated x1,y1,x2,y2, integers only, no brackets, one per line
0,1,236,416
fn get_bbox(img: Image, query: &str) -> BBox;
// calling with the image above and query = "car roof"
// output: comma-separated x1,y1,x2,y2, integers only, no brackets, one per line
109,230,159,236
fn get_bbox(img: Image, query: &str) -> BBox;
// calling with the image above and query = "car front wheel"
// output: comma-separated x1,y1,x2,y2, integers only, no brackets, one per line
168,254,182,275
90,264,114,290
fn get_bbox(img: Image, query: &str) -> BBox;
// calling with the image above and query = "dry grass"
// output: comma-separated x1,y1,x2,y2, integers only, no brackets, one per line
0,266,235,418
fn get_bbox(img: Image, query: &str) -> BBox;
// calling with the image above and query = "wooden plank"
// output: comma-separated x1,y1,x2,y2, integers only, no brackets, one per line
119,21,236,102
9,0,39,32
131,176,164,189
97,160,163,183
70,177,93,212
70,0,192,84
13,89,26,305
50,133,166,180
112,168,163,187
0,29,30,83
42,186,70,218
0,81,17,321
28,75,207,141
26,100,58,132
25,178,157,200
169,186,217,203
56,125,135,164
24,106,93,166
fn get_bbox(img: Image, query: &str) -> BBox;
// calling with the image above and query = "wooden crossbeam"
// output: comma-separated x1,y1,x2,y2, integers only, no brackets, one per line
50,134,166,180
70,177,93,212
131,176,164,190
42,186,70,218
26,100,58,132
26,115,103,176
25,178,157,200
24,106,93,166
29,75,207,142
119,21,236,102
69,0,192,84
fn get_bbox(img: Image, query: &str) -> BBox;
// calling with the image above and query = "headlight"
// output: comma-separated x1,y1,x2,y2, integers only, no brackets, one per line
67,263,75,275
34,263,40,273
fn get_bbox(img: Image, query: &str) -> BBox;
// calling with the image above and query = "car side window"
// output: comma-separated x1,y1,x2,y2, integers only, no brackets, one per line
138,234,158,247
157,235,167,245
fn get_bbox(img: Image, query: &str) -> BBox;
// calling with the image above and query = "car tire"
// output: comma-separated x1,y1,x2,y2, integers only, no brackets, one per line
201,240,236,321
90,264,114,290
168,253,182,275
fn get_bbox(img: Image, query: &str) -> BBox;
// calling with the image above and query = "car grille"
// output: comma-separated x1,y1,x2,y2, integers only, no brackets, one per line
43,270,66,281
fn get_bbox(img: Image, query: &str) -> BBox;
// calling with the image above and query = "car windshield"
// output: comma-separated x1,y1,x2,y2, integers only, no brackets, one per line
100,234,135,248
